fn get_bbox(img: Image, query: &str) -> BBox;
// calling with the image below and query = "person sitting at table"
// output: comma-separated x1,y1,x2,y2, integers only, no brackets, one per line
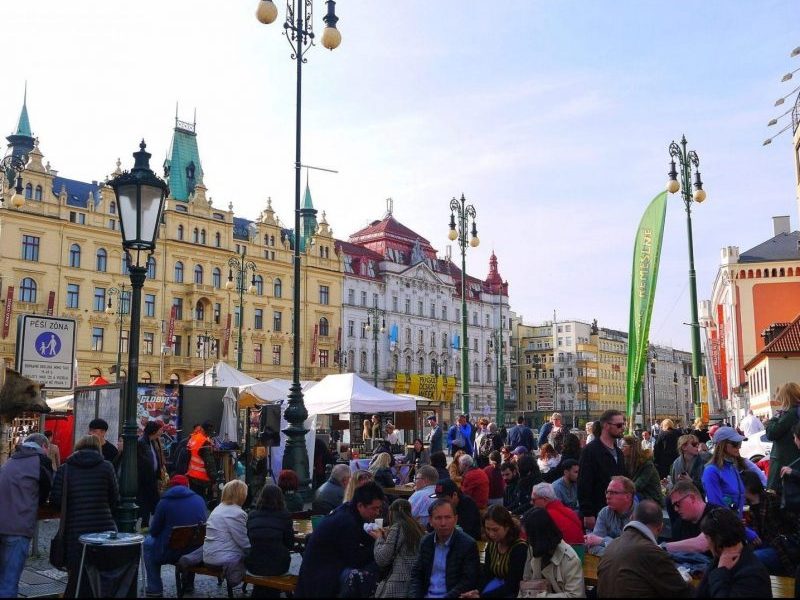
369,452,396,488
430,478,482,541
460,453,490,510
277,469,304,513
508,455,543,516
403,438,430,469
518,507,584,597
501,460,520,510
485,450,506,507
385,422,401,446
585,476,638,556
246,484,294,595
597,499,691,598
537,443,561,477
296,482,386,598
461,504,527,598
695,507,771,598
663,481,726,556
552,459,579,512
312,463,351,515
409,465,439,526
344,469,375,502
142,474,207,597
202,480,250,590
373,499,425,598
449,449,466,485
430,450,450,481
527,482,584,545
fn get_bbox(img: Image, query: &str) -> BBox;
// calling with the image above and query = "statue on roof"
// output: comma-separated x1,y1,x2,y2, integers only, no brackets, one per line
411,238,425,265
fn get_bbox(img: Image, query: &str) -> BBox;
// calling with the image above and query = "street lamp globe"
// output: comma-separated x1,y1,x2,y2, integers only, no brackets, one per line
248,283,257,294
448,227,458,241
255,0,278,24
666,179,680,194
321,0,341,50
225,277,235,290
470,235,480,248
693,188,707,203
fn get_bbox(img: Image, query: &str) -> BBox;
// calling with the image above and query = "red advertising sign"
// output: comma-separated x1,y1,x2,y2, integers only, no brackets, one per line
310,323,318,364
2,286,13,338
46,291,55,316
166,304,177,347
222,313,232,357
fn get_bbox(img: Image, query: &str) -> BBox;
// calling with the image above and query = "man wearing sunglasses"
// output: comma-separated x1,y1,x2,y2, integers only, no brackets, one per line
663,481,724,554
577,410,627,530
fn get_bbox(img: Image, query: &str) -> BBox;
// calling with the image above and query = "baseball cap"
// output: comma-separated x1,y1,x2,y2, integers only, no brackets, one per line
712,426,745,444
88,418,109,431
426,415,437,422
511,446,528,456
169,474,189,488
429,479,459,498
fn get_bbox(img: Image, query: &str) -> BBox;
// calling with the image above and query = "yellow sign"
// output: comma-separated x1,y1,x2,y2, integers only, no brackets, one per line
394,374,456,403
699,376,708,403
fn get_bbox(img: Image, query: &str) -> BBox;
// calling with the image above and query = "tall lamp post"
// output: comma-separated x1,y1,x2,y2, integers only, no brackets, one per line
108,140,169,533
364,299,386,388
226,248,257,370
489,331,505,428
256,0,342,497
667,136,707,420
448,194,479,416
673,371,680,424
649,352,656,429
197,331,216,386
106,283,128,382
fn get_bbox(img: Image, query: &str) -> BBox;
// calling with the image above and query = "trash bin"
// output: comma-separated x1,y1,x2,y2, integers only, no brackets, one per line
76,532,144,598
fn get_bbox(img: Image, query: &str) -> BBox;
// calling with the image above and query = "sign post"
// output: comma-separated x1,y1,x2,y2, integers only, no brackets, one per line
15,315,77,391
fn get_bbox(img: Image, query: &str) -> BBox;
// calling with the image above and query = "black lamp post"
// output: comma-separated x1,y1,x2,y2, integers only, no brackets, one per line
2,152,26,208
364,299,386,388
106,283,128,383
649,353,656,429
667,136,706,420
256,0,342,498
197,331,216,386
673,370,679,425
448,194,479,416
108,140,168,533
226,248,257,371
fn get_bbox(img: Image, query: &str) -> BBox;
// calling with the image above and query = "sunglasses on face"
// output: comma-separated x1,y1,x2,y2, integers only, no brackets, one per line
727,441,742,448
608,422,625,429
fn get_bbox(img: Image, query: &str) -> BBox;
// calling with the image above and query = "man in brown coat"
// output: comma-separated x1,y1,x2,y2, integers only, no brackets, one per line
597,500,691,598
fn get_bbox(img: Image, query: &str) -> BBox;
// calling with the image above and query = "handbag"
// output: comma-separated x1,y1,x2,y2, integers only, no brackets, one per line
781,456,800,512
49,465,68,570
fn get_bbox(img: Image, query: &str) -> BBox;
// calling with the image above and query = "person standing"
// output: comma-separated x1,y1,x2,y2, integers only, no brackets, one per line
371,414,382,440
88,418,119,464
362,419,372,441
765,382,800,491
426,415,443,454
185,422,217,504
137,421,164,529
577,410,626,530
43,430,61,470
548,413,571,455
538,414,556,449
508,416,535,452
447,414,473,456
408,499,480,597
50,435,119,598
0,433,53,598
373,499,425,598
620,435,663,504
640,430,654,451
653,419,682,479
484,450,506,507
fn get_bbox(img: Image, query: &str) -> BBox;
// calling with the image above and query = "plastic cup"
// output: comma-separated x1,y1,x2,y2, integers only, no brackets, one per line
374,518,383,529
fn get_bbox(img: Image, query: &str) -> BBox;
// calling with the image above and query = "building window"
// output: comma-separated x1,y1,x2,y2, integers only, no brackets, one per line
215,232,221,247
234,305,241,328
272,344,281,365
360,352,368,373
418,301,423,316
95,248,107,272
93,287,106,312
66,284,80,309
361,322,367,339
214,303,221,325
92,327,104,351
177,225,184,240
254,275,263,296
486,363,492,383
254,308,264,330
254,343,263,364
120,330,129,353
319,317,329,337
474,338,478,351
405,327,411,343
195,301,205,321
442,333,448,348
24,183,32,199
174,261,184,283
392,296,398,311
192,228,199,243
360,291,367,307
109,200,116,214
405,298,411,314
472,312,478,326
122,254,130,274
34,185,42,201
430,303,436,319
69,244,81,268
146,256,156,279
19,278,37,303
320,285,330,305
473,362,480,383
418,357,424,373
144,294,156,317
22,235,40,262
273,311,282,332
143,333,154,355
173,298,183,320
212,268,221,289
141,371,152,383
273,278,282,298
348,320,355,337
193,264,203,284
319,349,329,368
200,229,206,244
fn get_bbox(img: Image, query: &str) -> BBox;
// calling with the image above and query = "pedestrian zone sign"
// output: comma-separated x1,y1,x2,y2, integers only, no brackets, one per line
16,315,76,391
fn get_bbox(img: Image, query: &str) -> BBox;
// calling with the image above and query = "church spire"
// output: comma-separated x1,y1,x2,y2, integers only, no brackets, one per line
300,182,318,252
7,84,35,158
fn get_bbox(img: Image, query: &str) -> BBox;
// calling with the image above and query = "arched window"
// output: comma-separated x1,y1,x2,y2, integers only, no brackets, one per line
418,357,424,373
264,234,270,245
169,373,180,384
392,354,399,372
360,351,368,373
34,185,42,201
177,225,184,240
20,278,37,303
194,264,203,284
442,332,448,348
122,253,130,274
195,301,205,321
212,267,222,289
109,200,116,215
24,183,32,199
790,268,795,277
69,243,81,268
273,278,282,298
442,359,448,376
254,275,263,295
431,358,438,375
192,228,199,243
96,248,107,272
200,229,206,244
319,317,329,337
405,355,412,373
141,371,152,384
473,362,480,383
215,232,221,247
748,269,754,278
174,261,184,283
147,256,156,279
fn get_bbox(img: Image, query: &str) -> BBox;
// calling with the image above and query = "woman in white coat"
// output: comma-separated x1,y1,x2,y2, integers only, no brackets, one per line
202,480,251,588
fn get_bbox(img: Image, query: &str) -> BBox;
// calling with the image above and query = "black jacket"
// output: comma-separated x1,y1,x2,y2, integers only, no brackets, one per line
577,438,626,518
311,477,345,515
456,494,482,541
50,449,119,570
409,529,479,598
136,436,163,512
653,428,682,479
246,508,294,576
373,466,396,488
509,470,543,516
695,545,771,598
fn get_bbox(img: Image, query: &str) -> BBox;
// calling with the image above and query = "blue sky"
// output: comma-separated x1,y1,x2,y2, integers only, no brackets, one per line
3,1,799,350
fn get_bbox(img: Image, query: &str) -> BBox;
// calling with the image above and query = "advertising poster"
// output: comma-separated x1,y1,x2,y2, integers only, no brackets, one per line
137,384,180,450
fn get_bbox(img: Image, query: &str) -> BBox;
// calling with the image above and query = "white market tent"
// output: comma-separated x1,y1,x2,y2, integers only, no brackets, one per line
46,394,73,412
184,361,260,387
238,378,317,405
303,373,416,415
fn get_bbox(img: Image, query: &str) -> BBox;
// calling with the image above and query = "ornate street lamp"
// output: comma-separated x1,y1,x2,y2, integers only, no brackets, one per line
106,283,129,383
226,248,257,371
108,140,169,533
673,370,680,424
197,331,216,386
667,136,706,420
448,194,479,416
1,152,26,208
649,352,657,429
489,329,505,428
256,0,342,498
364,299,386,388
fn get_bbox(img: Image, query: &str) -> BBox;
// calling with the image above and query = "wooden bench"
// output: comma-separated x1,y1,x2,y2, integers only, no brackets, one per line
244,572,298,594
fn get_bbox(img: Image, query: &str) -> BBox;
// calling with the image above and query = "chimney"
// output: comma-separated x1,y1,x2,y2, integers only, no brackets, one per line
773,215,791,236
762,322,789,346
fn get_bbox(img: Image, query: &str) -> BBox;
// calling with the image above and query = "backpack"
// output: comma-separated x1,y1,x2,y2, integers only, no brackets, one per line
172,439,190,476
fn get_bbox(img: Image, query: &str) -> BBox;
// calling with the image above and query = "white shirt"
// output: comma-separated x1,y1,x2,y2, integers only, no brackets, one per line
641,438,654,451
386,430,400,445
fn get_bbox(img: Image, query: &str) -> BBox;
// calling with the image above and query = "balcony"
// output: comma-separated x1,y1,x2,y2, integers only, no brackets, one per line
15,301,44,314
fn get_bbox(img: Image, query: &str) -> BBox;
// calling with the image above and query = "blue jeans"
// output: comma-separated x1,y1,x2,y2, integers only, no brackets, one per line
142,536,163,594
0,535,30,598
754,546,784,575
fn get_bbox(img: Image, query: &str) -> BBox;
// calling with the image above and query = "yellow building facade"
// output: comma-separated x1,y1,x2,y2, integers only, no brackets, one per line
0,106,342,386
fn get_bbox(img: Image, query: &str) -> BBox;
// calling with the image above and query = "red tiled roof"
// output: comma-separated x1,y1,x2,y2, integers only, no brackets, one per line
762,314,800,354
349,216,432,246
334,240,384,262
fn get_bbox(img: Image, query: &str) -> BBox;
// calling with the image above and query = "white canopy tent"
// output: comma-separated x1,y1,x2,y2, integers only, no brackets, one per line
303,373,416,415
238,379,317,405
46,394,73,412
184,361,259,387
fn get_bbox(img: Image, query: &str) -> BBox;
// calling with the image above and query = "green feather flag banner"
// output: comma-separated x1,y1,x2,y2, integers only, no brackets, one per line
626,191,668,424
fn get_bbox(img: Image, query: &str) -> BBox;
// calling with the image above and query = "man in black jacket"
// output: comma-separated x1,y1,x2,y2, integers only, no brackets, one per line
409,499,479,598
577,409,626,530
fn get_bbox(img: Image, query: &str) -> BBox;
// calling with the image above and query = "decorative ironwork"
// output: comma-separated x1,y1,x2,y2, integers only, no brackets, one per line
793,92,800,133
1,153,27,200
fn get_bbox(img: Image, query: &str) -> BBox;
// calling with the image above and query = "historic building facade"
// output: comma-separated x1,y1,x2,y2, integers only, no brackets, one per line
0,100,342,385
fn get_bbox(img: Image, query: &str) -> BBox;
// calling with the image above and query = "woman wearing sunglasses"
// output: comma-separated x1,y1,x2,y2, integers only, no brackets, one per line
702,427,749,517
668,434,710,497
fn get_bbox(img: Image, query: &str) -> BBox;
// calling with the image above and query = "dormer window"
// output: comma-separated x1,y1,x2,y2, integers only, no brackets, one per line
186,162,195,180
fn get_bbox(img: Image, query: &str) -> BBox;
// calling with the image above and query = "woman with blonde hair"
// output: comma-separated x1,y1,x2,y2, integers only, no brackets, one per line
668,433,708,495
765,382,800,490
343,469,374,502
362,419,372,441
653,418,682,479
202,480,250,589
373,499,425,598
621,435,663,504
369,452,396,488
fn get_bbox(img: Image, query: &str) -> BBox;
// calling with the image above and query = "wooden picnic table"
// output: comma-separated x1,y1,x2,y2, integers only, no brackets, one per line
383,483,415,498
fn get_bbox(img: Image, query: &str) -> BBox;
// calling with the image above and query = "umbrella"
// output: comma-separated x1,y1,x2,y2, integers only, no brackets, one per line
219,387,239,443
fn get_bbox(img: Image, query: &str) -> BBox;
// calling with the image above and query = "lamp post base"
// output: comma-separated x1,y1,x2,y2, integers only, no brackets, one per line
282,383,311,501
